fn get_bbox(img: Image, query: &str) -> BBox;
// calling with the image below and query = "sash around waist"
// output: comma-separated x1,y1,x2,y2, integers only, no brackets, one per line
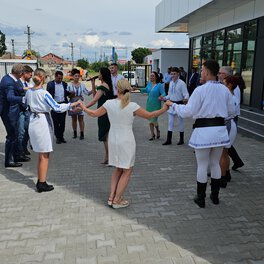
171,100,184,104
193,117,225,129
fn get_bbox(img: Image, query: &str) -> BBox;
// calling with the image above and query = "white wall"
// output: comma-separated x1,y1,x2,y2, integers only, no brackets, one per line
156,0,264,37
189,1,264,37
155,0,212,32
152,49,189,76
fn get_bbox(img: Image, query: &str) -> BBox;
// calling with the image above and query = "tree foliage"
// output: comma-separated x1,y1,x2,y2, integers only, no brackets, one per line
131,47,151,64
89,61,110,72
0,31,7,57
77,58,89,69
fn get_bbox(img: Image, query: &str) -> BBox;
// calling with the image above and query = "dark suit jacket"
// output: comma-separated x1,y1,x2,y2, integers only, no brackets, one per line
46,80,69,103
188,72,199,95
0,74,24,120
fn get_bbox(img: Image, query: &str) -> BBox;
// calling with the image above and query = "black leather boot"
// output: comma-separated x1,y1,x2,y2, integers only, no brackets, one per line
177,132,184,145
226,170,231,182
194,182,207,208
228,146,244,170
73,131,77,139
210,178,221,205
36,181,54,193
220,176,228,188
80,131,84,140
162,131,172,145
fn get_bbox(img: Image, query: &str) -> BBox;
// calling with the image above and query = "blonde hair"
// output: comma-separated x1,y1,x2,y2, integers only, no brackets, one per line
116,79,131,108
32,68,46,86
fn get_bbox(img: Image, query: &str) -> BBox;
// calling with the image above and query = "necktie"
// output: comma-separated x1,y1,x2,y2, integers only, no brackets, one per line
24,82,28,87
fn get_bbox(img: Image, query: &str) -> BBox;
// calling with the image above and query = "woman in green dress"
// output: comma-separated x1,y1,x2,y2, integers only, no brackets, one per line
86,67,114,164
140,71,166,140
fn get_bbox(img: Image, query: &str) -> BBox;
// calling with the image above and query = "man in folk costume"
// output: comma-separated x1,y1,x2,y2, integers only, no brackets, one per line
161,67,189,146
166,60,235,208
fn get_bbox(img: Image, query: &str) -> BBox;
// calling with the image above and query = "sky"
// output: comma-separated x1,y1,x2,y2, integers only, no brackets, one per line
0,0,189,62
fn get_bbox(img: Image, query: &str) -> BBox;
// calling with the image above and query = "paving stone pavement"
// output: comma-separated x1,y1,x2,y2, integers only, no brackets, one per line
0,93,263,264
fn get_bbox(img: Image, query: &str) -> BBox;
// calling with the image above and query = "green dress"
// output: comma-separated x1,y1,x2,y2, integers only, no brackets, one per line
141,82,166,123
96,85,114,141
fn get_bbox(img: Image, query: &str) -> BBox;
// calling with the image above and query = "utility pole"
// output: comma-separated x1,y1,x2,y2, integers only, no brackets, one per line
24,25,34,51
79,46,82,59
11,39,15,58
70,42,74,68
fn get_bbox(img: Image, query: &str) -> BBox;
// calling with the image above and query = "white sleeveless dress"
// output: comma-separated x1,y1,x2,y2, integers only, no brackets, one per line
103,99,140,169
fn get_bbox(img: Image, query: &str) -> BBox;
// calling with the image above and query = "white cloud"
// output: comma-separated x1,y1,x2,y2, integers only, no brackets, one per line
150,38,176,48
77,35,125,48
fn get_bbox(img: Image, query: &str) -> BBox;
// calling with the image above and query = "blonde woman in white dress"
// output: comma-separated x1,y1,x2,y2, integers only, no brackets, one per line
25,69,80,192
79,79,168,208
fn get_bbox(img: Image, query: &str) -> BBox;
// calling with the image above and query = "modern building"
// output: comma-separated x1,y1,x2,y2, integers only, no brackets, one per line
151,48,189,76
155,0,264,140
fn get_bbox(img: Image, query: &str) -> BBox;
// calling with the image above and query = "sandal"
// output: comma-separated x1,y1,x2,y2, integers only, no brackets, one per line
112,199,129,209
107,198,113,207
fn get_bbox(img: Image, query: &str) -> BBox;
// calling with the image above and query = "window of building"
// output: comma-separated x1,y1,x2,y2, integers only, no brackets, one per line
241,20,257,105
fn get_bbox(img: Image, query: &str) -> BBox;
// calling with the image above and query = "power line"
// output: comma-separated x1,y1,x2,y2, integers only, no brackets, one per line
70,42,74,68
24,25,34,50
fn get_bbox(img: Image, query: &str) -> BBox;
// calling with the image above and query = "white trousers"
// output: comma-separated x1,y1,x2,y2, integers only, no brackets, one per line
168,113,184,132
195,147,223,183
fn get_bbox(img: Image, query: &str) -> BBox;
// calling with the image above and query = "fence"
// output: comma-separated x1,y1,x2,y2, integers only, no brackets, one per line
0,60,38,79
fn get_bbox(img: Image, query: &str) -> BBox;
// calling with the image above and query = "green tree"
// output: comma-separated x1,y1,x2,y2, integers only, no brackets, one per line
77,58,89,69
0,31,7,57
131,47,151,64
89,61,109,72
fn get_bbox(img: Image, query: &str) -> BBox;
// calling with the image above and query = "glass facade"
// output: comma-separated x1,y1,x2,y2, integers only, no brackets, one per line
190,19,257,106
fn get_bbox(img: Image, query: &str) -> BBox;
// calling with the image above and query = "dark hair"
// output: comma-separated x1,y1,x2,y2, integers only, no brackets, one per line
100,67,113,93
71,68,80,75
224,75,239,91
234,73,246,90
203,60,219,76
171,67,180,73
110,63,118,67
55,70,63,77
152,71,160,83
23,65,33,73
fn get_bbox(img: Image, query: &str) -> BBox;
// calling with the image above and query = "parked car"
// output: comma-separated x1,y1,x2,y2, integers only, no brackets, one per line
122,71,137,86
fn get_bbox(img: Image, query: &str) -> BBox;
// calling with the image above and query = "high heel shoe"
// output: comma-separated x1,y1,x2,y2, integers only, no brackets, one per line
157,130,160,139
149,135,156,141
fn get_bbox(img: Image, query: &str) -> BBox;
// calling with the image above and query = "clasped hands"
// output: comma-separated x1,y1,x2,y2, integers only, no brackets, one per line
70,100,86,113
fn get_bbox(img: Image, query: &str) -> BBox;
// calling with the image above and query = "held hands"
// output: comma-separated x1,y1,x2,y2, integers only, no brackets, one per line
70,100,82,113
77,101,86,110
159,95,166,101
165,100,174,107
162,103,169,110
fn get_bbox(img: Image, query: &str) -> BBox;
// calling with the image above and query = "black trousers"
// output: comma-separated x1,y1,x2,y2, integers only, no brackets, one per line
51,111,67,140
1,112,18,165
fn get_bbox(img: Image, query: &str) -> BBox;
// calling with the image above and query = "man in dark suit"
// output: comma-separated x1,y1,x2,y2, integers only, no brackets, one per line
17,65,33,157
188,67,199,95
47,71,69,144
0,64,28,167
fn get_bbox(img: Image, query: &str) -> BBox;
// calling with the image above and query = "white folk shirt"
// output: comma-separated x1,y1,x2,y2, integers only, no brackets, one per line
171,81,235,119
54,82,65,102
165,78,189,115
111,74,124,96
170,81,236,149
165,78,189,102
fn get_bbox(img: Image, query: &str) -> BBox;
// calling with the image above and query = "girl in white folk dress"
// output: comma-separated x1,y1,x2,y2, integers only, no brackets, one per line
25,69,80,193
79,79,168,208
